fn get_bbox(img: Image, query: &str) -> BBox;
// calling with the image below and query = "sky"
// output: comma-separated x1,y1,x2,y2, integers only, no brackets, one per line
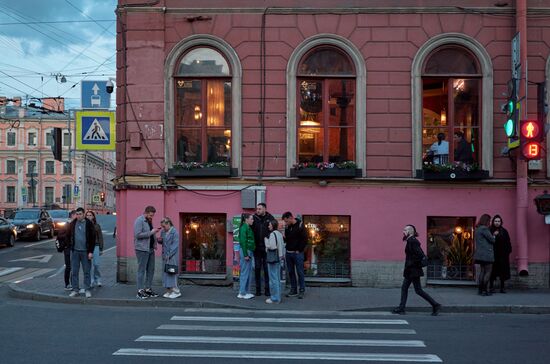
0,0,117,109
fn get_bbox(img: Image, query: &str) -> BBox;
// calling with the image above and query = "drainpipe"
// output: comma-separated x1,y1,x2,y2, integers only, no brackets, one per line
516,0,529,276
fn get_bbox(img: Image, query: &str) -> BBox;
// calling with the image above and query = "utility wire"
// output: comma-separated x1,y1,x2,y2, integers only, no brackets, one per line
65,0,116,36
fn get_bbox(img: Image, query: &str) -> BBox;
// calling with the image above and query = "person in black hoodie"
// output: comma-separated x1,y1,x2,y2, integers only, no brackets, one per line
67,207,97,298
282,211,308,299
55,210,77,291
392,224,441,316
251,203,274,296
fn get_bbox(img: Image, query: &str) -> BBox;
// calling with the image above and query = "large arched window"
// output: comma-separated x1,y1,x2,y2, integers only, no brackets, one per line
422,46,482,165
174,48,232,165
297,47,356,164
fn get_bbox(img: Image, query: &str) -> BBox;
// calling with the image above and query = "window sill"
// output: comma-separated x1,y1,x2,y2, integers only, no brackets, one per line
291,168,361,178
167,166,235,178
416,169,489,181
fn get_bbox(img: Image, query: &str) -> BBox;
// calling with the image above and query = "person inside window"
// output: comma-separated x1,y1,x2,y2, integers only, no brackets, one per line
453,131,473,164
429,133,449,165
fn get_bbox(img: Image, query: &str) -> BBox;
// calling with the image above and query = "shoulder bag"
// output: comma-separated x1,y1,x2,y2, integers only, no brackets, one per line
266,233,280,264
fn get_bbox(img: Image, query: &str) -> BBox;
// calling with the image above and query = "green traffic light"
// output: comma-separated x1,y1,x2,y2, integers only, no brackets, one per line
505,119,515,137
507,100,514,114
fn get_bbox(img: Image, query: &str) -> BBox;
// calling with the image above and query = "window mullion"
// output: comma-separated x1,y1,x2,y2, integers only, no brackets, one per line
323,79,329,163
448,78,455,164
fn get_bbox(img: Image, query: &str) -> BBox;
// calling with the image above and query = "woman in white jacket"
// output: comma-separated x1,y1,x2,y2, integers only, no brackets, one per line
264,219,285,304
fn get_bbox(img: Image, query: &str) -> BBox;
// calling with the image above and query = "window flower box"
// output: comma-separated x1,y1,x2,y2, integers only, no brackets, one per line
168,162,234,178
416,163,489,181
291,161,360,178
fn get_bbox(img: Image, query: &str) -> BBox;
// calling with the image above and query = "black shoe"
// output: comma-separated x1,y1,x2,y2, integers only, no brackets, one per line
432,304,441,316
144,288,159,298
500,288,507,293
136,289,148,299
265,290,271,297
286,290,298,297
392,307,405,315
256,290,262,296
298,291,304,299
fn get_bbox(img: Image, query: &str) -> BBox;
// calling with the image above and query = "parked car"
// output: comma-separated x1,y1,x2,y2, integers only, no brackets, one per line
0,217,17,247
47,209,72,235
10,209,54,241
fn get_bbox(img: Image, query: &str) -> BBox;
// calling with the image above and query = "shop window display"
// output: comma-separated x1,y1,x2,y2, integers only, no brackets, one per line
302,215,350,278
182,214,226,274
426,216,476,282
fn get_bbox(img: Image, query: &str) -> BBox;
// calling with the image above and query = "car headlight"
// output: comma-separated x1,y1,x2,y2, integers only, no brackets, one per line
57,221,67,226
26,224,35,229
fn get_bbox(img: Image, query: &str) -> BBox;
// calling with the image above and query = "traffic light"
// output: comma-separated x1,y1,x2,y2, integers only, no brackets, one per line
504,79,520,149
100,192,105,202
519,119,543,160
51,127,62,162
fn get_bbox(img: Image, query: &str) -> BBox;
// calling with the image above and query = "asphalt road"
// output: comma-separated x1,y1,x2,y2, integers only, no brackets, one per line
0,291,548,364
0,214,116,285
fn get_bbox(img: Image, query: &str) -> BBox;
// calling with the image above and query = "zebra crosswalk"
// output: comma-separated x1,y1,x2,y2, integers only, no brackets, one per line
0,266,55,284
113,309,442,362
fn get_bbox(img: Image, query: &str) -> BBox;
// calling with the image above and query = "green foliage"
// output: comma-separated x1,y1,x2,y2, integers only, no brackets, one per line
446,234,473,266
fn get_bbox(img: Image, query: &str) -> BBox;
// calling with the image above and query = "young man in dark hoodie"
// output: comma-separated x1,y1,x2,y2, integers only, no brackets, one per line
251,203,274,296
282,211,308,299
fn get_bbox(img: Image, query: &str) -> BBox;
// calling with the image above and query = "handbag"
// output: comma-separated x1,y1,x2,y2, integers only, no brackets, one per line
420,252,429,267
164,263,178,274
266,233,280,264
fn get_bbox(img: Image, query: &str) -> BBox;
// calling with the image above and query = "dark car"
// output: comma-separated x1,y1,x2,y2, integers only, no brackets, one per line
0,217,17,247
47,209,72,235
10,209,54,241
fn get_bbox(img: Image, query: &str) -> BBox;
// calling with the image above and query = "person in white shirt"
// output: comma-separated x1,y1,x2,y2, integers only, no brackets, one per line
429,133,449,165
264,219,285,304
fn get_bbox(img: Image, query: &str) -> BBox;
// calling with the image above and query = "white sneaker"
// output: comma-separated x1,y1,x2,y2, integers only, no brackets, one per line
96,280,102,287
169,291,181,299
79,288,85,294
243,293,255,299
85,290,92,298
163,292,172,298
237,293,245,299
69,291,79,297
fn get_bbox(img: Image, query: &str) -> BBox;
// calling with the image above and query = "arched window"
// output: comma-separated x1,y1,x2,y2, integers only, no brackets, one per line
297,47,356,164
174,47,232,165
421,46,482,166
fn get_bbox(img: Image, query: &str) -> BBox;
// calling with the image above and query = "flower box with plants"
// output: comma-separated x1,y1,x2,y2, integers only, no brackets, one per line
417,162,489,181
168,161,232,177
291,161,360,178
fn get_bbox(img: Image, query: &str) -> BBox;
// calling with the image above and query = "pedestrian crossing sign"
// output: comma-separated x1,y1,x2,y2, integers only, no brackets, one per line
76,111,115,150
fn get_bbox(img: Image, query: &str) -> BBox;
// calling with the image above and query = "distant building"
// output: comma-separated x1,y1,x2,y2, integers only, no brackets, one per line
0,98,116,215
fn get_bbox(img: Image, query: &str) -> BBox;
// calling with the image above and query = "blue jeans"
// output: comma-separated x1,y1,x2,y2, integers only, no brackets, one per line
267,261,281,302
136,250,155,291
286,252,305,292
92,245,101,283
71,250,91,291
239,249,253,295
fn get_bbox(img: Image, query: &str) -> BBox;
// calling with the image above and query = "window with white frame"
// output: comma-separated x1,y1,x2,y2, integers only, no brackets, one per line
45,160,55,174
45,187,54,204
63,160,72,174
28,131,37,146
7,131,16,146
6,186,16,203
63,132,71,147
27,160,37,174
46,131,54,146
6,160,16,174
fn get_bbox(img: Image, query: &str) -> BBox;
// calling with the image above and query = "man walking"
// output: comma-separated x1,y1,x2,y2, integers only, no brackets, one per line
68,208,96,298
251,203,274,296
282,211,307,299
56,209,77,291
134,205,161,299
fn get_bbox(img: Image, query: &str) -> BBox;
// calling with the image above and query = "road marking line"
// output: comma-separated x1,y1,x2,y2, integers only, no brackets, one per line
180,308,393,316
8,268,55,284
0,267,24,277
113,349,442,362
157,324,416,335
10,254,53,263
136,335,425,347
48,265,66,278
23,239,56,248
170,316,408,325
103,246,116,252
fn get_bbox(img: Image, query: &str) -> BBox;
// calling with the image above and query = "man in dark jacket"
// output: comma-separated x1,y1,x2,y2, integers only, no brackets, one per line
282,211,308,299
453,131,473,164
251,203,274,296
67,207,97,298
55,210,77,291
392,224,441,316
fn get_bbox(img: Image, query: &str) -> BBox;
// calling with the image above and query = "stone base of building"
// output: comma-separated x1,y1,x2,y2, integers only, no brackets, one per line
351,261,405,288
508,263,550,289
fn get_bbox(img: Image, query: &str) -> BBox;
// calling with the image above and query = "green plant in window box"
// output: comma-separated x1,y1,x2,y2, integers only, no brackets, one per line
173,161,230,171
294,161,357,170
422,162,480,173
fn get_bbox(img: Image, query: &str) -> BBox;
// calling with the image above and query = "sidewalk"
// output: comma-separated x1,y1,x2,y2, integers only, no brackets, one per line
9,248,550,314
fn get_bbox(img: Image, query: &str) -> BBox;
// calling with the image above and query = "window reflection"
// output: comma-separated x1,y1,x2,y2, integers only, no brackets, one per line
182,214,227,274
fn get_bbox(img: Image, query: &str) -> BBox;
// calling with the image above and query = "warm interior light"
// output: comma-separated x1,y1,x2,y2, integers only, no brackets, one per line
440,109,447,124
194,105,202,120
300,120,320,127
454,226,463,234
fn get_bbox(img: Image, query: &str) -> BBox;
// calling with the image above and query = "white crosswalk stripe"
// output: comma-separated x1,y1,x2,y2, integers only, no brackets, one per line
0,266,54,283
113,311,443,362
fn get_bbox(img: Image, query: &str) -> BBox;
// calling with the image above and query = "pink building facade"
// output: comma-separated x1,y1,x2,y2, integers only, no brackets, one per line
115,0,550,288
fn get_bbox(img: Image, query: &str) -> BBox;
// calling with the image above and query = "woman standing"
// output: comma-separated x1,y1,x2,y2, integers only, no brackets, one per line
473,214,497,296
159,217,181,298
392,224,441,316
86,210,104,287
490,215,512,293
264,219,284,304
238,213,255,299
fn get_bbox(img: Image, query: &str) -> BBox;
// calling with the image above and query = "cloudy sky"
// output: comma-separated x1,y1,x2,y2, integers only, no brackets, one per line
0,0,117,109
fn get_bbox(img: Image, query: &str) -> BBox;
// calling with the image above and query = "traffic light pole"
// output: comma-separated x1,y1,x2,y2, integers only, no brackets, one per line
515,0,529,276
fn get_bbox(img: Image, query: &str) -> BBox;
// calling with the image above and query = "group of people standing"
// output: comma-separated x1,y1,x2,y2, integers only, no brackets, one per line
474,214,512,296
238,203,308,304
56,207,104,298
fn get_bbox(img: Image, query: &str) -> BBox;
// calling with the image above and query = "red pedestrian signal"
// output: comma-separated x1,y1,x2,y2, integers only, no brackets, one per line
100,192,105,202
519,119,543,160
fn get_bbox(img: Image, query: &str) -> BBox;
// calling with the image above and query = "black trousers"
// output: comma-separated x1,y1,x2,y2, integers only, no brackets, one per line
254,250,270,293
398,276,438,309
63,248,71,286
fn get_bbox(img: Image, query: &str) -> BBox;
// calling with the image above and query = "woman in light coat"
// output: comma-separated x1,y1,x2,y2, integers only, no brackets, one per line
264,219,285,304
159,217,180,299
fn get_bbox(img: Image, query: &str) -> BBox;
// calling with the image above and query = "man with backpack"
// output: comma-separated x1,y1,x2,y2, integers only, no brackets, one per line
282,211,308,299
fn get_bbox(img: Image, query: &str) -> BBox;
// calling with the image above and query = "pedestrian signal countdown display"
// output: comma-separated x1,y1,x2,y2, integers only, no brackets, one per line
519,119,543,160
